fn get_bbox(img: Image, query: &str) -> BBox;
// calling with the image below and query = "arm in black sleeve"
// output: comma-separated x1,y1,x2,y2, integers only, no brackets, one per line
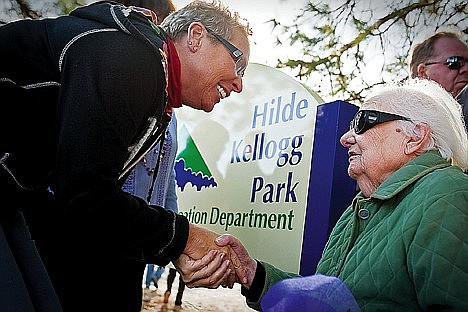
53,30,185,262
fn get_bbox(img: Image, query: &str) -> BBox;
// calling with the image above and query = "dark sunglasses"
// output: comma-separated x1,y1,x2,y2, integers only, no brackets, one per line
350,110,412,134
205,27,247,77
425,56,467,70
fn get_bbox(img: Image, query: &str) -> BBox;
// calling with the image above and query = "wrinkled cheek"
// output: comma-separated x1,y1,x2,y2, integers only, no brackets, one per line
201,90,217,113
347,158,363,180
348,155,366,180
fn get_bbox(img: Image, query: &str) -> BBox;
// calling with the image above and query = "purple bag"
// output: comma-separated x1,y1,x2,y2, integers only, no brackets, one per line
261,274,360,312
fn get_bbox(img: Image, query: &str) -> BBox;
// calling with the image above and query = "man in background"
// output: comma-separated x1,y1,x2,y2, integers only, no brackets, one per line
409,31,468,131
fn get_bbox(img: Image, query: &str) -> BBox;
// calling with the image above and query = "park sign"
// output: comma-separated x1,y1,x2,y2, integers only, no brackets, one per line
174,63,357,274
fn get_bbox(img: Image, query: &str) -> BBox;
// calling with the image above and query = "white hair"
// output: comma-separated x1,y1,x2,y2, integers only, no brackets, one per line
364,78,468,170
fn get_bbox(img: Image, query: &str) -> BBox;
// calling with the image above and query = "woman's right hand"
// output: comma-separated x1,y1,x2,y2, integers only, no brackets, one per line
173,249,232,288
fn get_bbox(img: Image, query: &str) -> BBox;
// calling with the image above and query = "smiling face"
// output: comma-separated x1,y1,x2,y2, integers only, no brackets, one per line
175,23,250,112
340,103,415,197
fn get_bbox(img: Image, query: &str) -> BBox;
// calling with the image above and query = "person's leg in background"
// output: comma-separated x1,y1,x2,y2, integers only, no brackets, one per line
152,266,165,288
163,268,176,303
142,264,155,302
144,264,154,289
174,274,186,306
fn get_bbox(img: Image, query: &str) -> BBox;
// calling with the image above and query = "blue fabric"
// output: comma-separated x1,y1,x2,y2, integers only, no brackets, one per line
123,114,178,290
122,115,178,211
144,264,165,286
154,266,165,279
261,274,360,312
145,264,155,287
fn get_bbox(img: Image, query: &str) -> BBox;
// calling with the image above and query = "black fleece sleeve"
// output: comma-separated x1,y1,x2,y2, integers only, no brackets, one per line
53,29,186,261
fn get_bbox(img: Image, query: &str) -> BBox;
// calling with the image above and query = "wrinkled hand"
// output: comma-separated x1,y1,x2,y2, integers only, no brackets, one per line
215,233,257,289
173,250,231,288
175,224,238,287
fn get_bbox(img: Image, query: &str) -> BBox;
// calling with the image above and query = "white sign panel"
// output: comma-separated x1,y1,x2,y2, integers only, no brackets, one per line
175,63,323,273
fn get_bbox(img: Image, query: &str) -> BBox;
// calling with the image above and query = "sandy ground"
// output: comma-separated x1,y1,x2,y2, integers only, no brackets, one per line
141,269,256,312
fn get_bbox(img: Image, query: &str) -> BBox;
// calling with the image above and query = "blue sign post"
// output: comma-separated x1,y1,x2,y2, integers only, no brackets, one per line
300,100,358,275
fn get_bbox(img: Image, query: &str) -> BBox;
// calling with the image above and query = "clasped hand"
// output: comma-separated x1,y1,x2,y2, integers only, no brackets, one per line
172,224,257,290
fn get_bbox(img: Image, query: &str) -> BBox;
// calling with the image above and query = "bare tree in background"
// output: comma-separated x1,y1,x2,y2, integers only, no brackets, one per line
2,0,466,102
1,0,85,24
271,0,467,102
6,0,42,19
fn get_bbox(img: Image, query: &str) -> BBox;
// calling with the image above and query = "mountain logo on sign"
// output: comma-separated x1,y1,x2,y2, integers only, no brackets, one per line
175,125,217,191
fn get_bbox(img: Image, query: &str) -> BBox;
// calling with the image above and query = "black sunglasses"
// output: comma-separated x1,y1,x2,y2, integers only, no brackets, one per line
205,27,247,77
350,110,412,134
425,56,467,70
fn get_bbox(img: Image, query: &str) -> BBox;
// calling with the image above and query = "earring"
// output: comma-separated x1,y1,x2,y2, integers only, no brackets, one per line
188,41,193,45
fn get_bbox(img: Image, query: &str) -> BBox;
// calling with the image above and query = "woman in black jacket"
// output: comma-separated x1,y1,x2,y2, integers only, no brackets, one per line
0,1,250,311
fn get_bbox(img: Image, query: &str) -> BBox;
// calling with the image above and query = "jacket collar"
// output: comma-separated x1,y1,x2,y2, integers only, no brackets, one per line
370,150,451,201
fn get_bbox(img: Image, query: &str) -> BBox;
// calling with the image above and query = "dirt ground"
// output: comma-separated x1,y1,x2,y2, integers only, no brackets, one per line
140,269,256,312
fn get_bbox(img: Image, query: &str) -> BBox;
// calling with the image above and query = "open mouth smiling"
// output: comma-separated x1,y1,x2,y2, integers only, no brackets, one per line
217,84,227,99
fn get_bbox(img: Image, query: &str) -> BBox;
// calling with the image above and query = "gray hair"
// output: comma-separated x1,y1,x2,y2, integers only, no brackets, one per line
365,78,468,170
160,0,251,42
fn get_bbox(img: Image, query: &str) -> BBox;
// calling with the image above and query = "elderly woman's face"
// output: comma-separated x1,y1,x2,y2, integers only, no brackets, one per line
340,104,411,197
180,26,250,112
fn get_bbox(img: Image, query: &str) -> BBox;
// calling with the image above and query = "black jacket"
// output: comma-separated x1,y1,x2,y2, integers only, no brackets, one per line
0,0,188,269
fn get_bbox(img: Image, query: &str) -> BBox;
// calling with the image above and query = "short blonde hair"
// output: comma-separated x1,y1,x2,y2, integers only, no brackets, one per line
160,0,250,42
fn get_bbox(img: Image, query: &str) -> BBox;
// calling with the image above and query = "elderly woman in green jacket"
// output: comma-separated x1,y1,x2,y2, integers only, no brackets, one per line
178,78,468,311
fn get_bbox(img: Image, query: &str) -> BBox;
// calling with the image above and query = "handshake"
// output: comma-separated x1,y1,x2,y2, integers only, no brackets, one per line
173,223,257,290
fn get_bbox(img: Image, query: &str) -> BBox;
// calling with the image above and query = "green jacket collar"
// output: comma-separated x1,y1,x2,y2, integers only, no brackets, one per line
371,150,451,200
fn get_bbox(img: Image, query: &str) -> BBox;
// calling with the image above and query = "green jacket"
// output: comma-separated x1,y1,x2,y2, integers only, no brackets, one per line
249,151,468,311
316,150,468,311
